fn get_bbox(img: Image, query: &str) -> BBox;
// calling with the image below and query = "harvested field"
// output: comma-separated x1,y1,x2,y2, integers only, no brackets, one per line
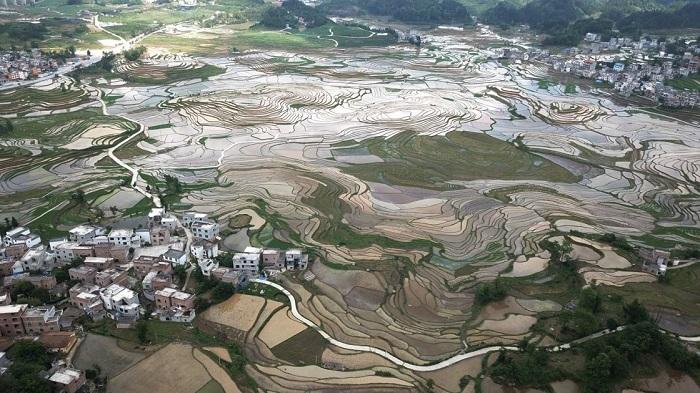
258,308,307,349
108,343,210,393
579,267,656,287
202,294,267,332
194,348,242,393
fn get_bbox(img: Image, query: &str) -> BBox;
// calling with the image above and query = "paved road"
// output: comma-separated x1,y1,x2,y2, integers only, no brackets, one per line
253,278,700,371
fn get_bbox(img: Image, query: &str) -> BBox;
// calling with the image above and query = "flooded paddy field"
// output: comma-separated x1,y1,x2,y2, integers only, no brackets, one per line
2,26,700,392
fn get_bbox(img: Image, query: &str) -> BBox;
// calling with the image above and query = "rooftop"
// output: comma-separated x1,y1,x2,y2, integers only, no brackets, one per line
162,249,185,259
0,304,27,314
49,368,82,385
109,229,133,237
68,225,100,236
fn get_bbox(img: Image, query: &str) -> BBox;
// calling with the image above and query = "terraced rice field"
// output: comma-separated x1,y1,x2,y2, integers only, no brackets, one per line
3,25,700,392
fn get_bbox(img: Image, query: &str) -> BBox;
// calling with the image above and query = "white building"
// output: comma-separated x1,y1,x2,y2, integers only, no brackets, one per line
198,258,218,277
182,211,209,226
232,247,261,275
285,249,308,270
161,248,187,266
135,228,151,245
190,240,218,261
68,225,105,244
20,248,55,271
108,229,140,247
160,216,177,231
54,242,93,263
191,221,219,241
99,284,140,319
48,237,67,251
3,227,41,249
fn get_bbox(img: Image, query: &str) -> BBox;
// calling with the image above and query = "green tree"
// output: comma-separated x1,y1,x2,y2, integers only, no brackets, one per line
623,299,650,324
475,278,509,305
578,287,603,314
136,321,149,344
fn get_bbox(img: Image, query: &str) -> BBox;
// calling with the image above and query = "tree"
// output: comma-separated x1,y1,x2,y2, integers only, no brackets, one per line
123,46,146,61
11,281,36,299
475,278,509,305
211,282,236,303
578,287,602,314
8,340,49,366
71,189,86,206
173,265,187,284
136,321,149,344
0,118,13,135
539,238,572,262
623,299,650,324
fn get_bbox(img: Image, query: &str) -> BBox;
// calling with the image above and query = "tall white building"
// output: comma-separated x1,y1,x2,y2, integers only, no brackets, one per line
191,221,219,241
99,284,140,319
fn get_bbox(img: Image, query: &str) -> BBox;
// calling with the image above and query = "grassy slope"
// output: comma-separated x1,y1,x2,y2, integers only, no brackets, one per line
338,131,579,190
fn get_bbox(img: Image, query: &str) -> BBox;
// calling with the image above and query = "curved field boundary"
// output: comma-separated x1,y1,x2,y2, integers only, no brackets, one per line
252,278,517,371
252,278,700,371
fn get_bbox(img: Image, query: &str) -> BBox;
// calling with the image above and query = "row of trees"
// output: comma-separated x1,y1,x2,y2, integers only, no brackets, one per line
320,0,470,25
491,305,698,393
260,0,329,29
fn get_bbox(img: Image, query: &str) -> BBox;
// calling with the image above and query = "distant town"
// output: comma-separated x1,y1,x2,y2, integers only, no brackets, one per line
0,207,308,392
496,30,699,107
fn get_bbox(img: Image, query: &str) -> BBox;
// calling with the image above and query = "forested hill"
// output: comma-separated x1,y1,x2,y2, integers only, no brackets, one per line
318,0,471,25
481,0,700,45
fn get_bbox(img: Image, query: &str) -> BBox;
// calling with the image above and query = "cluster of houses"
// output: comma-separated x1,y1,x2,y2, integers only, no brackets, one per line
0,49,61,84
0,207,310,334
494,33,699,107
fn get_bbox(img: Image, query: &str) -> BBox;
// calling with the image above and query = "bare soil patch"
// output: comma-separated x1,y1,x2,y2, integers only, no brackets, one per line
202,294,266,332
108,343,210,393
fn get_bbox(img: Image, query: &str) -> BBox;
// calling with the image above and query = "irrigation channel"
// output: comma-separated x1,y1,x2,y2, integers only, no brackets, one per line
252,278,700,372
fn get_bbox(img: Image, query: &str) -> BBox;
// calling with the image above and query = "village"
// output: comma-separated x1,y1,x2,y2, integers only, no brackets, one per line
0,207,308,392
496,31,699,107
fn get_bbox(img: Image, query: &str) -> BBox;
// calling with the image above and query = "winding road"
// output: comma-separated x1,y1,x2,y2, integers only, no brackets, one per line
252,278,700,372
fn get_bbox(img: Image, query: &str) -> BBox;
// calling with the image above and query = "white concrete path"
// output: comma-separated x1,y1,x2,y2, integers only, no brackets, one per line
253,278,700,371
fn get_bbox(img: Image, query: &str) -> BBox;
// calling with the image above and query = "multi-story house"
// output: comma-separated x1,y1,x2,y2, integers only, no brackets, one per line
190,240,218,261
232,247,261,276
68,266,97,285
191,221,220,241
99,284,140,320
182,211,209,226
21,306,62,335
0,304,27,336
95,269,128,287
54,242,95,263
68,225,106,244
108,229,140,247
154,287,196,322
149,226,171,246
3,227,41,249
83,256,114,271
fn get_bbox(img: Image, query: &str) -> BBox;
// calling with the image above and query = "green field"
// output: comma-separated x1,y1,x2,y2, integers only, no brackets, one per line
7,108,137,146
665,74,700,92
338,131,579,190
0,83,90,115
